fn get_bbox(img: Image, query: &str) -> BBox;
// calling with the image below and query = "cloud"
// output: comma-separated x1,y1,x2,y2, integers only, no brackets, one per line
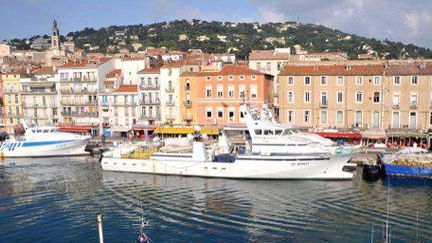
257,7,286,23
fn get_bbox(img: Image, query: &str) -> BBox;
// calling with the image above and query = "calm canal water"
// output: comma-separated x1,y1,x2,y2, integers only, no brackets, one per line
0,157,431,242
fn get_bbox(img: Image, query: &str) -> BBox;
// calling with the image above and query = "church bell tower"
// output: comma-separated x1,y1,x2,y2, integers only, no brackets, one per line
51,19,60,50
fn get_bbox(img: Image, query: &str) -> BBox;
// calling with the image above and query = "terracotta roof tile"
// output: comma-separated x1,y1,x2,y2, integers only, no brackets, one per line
106,69,121,78
280,64,384,76
33,66,55,75
249,50,291,60
138,67,161,74
112,85,138,93
181,65,267,77
385,63,432,76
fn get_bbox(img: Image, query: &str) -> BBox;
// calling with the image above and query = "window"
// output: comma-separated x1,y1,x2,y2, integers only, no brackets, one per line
412,76,419,85
217,85,223,98
217,108,224,118
228,85,234,98
217,75,223,81
355,111,362,127
410,93,418,105
288,91,294,103
304,77,311,86
320,110,327,124
304,111,311,124
372,111,380,128
239,85,246,98
320,92,328,106
336,111,343,124
206,107,212,118
228,75,234,80
394,76,401,85
356,76,363,85
429,112,432,125
393,93,400,106
288,77,294,85
205,76,211,81
185,80,190,91
356,92,363,103
304,91,310,103
373,92,380,103
337,91,343,103
228,108,235,121
250,85,257,99
206,86,212,98
392,111,400,128
409,112,417,129
251,75,256,80
287,110,294,123
321,76,327,85
266,62,271,71
239,75,245,80
373,76,381,85
337,76,344,86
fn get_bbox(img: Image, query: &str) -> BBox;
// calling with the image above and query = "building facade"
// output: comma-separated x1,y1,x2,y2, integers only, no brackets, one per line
138,67,161,125
279,62,432,130
179,65,272,126
2,73,23,133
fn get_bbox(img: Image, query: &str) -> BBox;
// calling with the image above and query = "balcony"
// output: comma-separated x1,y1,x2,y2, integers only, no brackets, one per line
60,101,98,106
184,114,193,121
60,77,96,83
392,103,400,109
61,111,98,117
142,113,161,121
165,86,175,93
183,100,192,107
60,89,98,95
165,115,176,121
111,102,137,107
166,100,175,106
410,103,417,109
21,89,57,95
3,88,21,93
22,103,49,108
141,99,161,105
141,84,160,90
320,101,328,108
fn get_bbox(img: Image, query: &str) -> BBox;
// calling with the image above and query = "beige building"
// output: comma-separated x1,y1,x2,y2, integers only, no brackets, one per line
279,62,432,130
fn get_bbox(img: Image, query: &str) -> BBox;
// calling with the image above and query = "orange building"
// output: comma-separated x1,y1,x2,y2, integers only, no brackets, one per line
179,65,272,126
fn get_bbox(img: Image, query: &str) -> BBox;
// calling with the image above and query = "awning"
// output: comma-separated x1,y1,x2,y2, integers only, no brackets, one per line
386,131,428,138
132,125,157,131
154,126,219,135
57,125,95,133
361,129,387,139
315,132,362,139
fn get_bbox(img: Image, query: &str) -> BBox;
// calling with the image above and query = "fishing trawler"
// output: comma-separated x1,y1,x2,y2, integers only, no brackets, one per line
0,122,91,158
101,105,353,180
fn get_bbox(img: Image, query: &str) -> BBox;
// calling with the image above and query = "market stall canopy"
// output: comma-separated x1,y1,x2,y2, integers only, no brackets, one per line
315,131,361,139
386,130,429,138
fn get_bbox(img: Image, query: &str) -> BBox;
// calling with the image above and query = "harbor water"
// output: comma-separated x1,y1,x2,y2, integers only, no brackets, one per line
0,157,431,242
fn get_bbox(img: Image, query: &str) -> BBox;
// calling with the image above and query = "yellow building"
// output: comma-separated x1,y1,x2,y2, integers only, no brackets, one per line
279,62,432,130
1,73,23,134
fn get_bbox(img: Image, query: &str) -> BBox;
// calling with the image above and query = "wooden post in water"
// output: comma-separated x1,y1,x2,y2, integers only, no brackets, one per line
97,213,104,243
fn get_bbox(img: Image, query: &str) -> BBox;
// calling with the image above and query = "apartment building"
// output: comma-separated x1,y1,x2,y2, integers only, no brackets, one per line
103,85,140,135
159,61,200,124
279,62,432,130
0,74,4,129
1,73,23,133
58,58,115,125
179,65,272,126
21,66,60,125
248,48,291,116
138,67,161,125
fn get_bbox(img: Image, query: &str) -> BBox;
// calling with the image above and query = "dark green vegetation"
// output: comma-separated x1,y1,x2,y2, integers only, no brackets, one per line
12,19,432,59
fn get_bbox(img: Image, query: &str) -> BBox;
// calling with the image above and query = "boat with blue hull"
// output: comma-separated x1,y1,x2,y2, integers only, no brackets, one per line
381,147,432,179
0,123,91,158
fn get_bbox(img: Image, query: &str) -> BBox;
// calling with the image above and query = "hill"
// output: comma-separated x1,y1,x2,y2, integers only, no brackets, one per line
12,19,432,59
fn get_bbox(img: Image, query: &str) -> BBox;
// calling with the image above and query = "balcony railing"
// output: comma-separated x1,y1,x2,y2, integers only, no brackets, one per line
3,88,21,93
165,115,176,121
141,84,160,90
183,100,192,107
60,77,96,83
60,89,98,95
184,114,193,121
61,111,98,117
320,101,328,108
21,89,57,94
165,86,175,93
410,103,417,109
60,101,98,106
166,100,175,106
141,99,161,105
142,113,161,120
392,103,400,109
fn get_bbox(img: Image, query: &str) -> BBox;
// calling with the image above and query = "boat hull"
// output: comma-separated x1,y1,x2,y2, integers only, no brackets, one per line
0,138,90,158
383,164,432,179
101,154,353,180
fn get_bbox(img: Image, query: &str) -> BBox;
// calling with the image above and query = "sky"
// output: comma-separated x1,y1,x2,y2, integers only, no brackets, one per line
1,0,432,48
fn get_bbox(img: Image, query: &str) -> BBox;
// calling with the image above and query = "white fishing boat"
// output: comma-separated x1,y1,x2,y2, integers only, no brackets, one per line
0,123,91,158
101,105,353,180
